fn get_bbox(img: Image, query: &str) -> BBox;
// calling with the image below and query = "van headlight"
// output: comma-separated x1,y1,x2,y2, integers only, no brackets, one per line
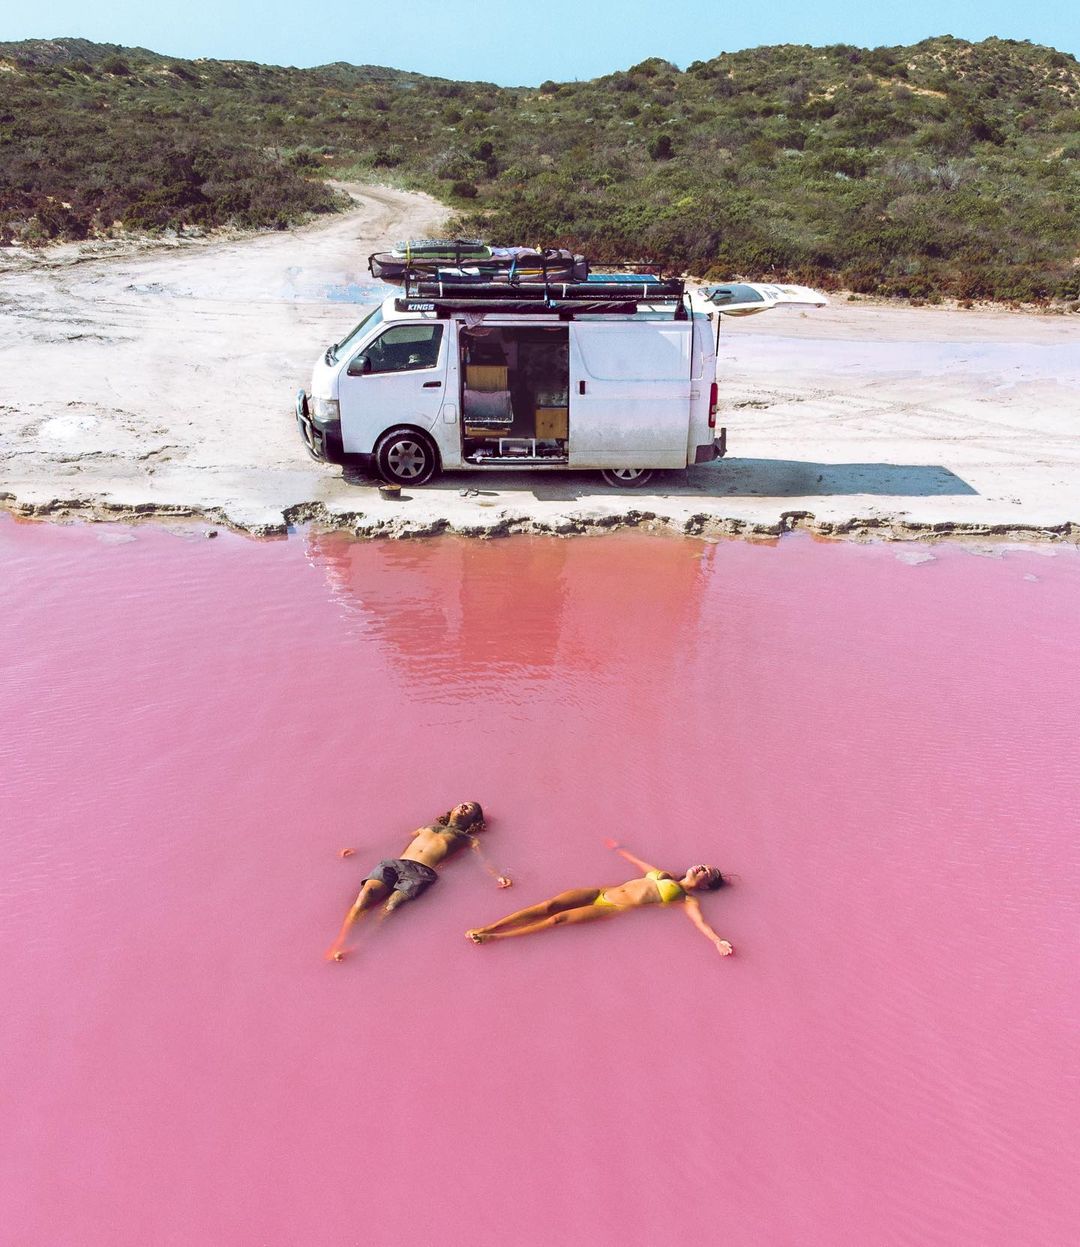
311,397,340,428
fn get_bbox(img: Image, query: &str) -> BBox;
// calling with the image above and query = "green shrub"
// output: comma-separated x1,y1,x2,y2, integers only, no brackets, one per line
2,33,1076,299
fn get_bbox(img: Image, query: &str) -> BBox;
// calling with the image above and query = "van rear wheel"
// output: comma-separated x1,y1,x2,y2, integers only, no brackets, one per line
600,467,655,489
375,429,439,487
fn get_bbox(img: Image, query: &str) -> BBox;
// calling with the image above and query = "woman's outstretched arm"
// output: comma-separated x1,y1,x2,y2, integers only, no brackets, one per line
682,896,734,956
604,840,662,875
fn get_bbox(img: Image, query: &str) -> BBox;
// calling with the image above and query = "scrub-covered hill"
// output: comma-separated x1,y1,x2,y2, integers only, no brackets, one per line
1,35,1078,301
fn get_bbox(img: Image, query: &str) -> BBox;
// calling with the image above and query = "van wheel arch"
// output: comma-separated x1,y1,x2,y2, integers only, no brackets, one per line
374,427,441,487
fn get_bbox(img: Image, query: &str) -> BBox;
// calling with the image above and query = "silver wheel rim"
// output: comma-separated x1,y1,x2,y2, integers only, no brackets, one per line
609,468,648,482
387,440,428,480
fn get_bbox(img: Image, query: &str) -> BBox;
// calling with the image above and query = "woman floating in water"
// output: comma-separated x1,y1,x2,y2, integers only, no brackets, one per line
467,842,734,955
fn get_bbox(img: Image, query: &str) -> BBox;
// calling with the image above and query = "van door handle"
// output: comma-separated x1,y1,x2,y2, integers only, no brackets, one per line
578,380,586,395
423,381,442,388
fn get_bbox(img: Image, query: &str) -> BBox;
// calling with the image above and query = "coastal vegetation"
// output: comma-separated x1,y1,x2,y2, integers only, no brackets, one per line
1,35,1078,301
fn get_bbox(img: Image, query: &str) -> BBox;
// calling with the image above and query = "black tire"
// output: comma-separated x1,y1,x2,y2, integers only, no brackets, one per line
600,467,655,489
375,428,439,487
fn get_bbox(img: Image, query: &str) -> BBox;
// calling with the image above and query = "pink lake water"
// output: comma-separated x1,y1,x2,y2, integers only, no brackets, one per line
2,516,1079,1247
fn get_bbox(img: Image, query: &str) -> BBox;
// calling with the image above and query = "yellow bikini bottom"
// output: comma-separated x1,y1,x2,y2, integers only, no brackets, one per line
593,890,620,910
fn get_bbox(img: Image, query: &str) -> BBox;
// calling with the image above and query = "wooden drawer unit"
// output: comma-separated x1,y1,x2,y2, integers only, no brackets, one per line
465,365,509,392
534,406,569,439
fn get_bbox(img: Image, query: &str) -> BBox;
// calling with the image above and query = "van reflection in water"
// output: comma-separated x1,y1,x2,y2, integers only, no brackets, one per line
304,531,711,704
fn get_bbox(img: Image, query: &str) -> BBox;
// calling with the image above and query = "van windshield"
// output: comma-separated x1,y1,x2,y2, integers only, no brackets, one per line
328,305,383,362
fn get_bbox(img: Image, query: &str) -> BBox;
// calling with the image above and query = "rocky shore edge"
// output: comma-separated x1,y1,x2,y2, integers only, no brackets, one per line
5,494,1078,546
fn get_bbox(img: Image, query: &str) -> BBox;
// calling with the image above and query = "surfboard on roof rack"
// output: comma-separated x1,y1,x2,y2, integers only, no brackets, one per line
391,239,490,259
369,244,589,284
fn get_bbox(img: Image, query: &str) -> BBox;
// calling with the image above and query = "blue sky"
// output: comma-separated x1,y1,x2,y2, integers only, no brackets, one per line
7,1,1078,84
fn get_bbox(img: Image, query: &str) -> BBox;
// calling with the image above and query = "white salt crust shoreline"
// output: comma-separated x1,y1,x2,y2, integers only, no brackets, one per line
1,184,1078,543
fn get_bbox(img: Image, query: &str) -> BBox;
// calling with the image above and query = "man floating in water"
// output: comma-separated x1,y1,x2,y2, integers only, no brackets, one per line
328,801,505,961
466,841,733,954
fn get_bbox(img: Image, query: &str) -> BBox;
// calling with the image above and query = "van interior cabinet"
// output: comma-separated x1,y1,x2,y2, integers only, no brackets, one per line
465,365,509,392
534,407,569,440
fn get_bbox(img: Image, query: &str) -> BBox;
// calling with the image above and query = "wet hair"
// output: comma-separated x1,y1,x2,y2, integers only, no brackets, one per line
436,802,486,833
692,865,727,891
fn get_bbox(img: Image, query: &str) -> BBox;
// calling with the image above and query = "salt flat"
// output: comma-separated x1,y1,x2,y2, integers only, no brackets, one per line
1,184,1077,541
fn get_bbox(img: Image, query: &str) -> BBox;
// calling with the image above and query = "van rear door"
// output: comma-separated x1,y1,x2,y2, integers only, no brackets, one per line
568,321,691,469
692,282,828,317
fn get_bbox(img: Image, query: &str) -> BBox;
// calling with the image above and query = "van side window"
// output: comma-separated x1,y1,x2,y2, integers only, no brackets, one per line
359,324,444,374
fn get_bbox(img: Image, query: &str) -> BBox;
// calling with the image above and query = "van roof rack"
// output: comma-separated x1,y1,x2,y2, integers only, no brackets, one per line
395,296,657,319
393,275,688,320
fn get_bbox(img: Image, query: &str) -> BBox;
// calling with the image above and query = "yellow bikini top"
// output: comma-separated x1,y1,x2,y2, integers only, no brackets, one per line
646,870,684,904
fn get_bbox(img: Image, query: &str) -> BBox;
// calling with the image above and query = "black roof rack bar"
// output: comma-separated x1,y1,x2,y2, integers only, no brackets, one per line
392,256,674,298
394,297,645,318
410,279,685,301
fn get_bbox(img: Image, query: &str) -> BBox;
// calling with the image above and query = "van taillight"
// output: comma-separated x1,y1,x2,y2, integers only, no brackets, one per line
708,382,718,428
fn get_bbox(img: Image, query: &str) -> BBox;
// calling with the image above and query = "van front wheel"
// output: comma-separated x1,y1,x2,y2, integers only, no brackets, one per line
375,429,439,487
600,468,655,489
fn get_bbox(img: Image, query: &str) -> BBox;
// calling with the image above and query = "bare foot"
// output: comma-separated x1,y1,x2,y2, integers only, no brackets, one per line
466,930,491,944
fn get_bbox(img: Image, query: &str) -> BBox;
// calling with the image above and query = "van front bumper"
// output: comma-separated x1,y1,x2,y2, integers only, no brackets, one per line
295,389,342,462
694,426,727,463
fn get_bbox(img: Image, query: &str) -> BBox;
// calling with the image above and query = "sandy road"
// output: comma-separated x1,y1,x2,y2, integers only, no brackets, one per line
0,183,446,529
0,183,1077,539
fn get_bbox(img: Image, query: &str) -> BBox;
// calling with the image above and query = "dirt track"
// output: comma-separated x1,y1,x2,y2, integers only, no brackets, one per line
1,184,1078,540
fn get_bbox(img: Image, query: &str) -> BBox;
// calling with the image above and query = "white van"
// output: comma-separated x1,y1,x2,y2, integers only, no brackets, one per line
295,279,824,488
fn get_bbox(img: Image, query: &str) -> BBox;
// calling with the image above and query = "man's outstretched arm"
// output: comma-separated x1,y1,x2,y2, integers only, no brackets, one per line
469,837,512,887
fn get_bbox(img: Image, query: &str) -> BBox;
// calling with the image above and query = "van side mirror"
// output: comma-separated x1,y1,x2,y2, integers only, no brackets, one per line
347,354,372,377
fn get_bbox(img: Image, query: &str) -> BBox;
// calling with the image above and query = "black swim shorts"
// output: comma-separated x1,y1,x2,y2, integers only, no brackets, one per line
363,858,439,901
